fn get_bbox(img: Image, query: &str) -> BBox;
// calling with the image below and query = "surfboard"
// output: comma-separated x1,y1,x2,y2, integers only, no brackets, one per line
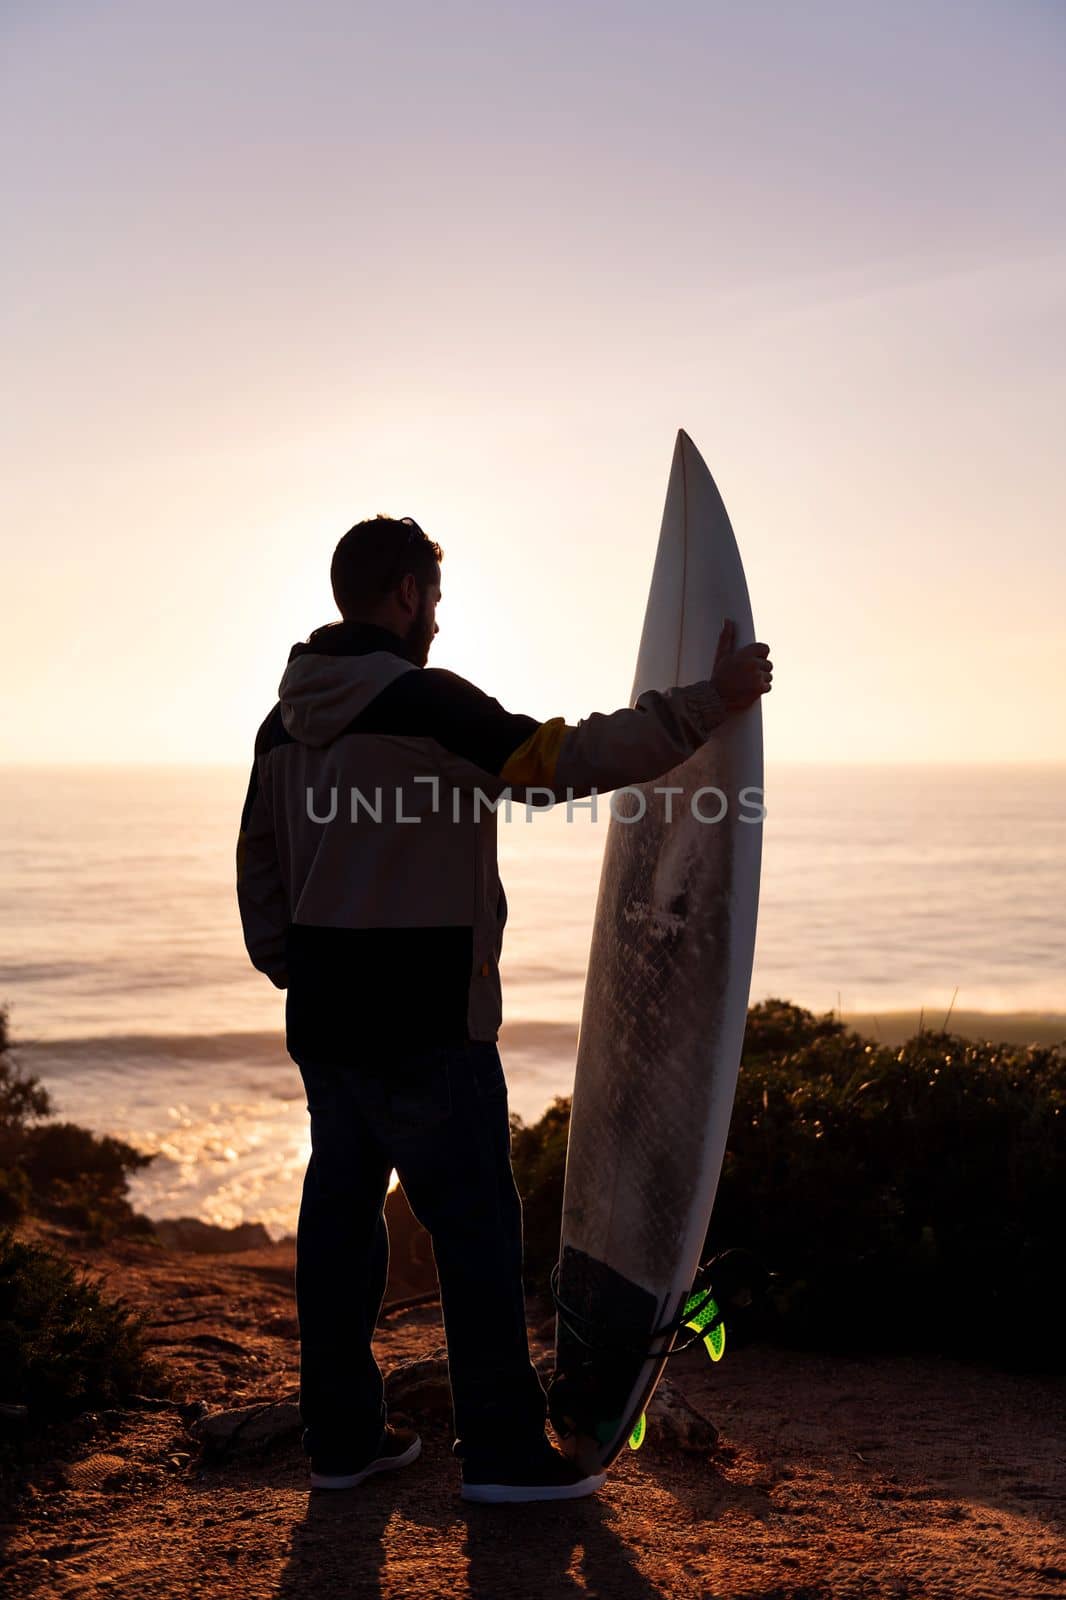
549,429,764,1473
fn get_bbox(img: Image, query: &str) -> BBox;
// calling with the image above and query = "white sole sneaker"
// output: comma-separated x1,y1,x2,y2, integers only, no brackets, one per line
310,1433,422,1489
461,1469,607,1504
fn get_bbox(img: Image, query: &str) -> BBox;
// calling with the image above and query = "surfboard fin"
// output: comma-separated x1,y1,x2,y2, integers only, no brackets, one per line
682,1289,726,1362
628,1412,646,1450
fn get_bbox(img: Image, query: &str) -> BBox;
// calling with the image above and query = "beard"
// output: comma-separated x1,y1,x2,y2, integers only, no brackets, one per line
407,594,436,667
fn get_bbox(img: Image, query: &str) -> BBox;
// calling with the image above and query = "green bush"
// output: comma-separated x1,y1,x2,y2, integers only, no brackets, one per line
19,1123,155,1238
718,1001,1065,1369
510,998,1066,1372
0,1006,154,1238
0,1229,160,1426
0,1166,31,1226
510,1096,570,1300
0,1019,52,1130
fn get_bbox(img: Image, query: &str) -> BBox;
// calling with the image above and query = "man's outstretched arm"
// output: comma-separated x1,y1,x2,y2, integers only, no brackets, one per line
358,619,772,800
496,680,726,799
507,619,771,797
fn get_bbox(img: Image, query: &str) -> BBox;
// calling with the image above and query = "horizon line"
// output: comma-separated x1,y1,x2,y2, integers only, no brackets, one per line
1,758,1064,773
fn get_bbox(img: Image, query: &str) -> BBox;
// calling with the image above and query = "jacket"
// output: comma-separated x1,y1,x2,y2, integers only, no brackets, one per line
236,620,728,1060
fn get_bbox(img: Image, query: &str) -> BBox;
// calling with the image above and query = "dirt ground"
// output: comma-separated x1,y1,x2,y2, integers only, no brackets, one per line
3,1218,1065,1600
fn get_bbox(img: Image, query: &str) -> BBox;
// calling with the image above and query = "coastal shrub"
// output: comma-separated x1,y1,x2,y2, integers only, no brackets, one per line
510,1096,570,1301
19,1123,155,1238
0,1007,52,1224
510,998,1066,1371
0,1011,52,1131
0,1166,31,1226
0,1228,159,1426
716,1003,1065,1370
0,1006,154,1238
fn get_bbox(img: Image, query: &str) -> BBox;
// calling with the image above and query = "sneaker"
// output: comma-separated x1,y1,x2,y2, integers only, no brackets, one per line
309,1424,422,1490
460,1440,607,1504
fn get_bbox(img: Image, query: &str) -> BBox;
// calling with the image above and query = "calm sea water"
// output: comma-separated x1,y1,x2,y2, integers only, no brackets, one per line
0,763,1062,1234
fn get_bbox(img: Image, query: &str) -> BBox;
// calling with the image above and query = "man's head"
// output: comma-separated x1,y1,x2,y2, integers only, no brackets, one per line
330,515,443,666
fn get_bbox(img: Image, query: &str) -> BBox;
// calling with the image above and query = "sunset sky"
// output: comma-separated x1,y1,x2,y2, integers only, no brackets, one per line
3,1,1063,765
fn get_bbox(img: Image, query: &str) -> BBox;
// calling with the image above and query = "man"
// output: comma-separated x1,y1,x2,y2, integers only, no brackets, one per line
237,514,772,1503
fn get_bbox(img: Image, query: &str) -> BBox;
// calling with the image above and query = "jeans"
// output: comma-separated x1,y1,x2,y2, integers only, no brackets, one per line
294,1040,548,1464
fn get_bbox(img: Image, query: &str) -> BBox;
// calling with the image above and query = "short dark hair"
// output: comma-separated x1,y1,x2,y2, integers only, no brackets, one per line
330,515,443,619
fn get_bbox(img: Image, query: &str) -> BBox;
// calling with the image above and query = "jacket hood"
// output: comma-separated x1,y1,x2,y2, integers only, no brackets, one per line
277,621,418,748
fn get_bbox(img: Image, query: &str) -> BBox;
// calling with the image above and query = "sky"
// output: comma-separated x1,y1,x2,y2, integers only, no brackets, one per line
2,0,1064,764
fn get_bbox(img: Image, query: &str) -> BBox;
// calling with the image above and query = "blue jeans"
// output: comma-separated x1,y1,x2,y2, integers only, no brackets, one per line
294,1041,548,1464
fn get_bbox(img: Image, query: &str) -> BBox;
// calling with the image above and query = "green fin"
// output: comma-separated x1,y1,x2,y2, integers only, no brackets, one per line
683,1291,726,1363
628,1412,646,1450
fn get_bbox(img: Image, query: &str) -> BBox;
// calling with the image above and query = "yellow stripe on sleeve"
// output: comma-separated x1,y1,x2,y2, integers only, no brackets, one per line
499,717,570,787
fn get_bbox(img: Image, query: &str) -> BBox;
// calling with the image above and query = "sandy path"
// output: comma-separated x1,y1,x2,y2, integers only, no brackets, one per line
3,1230,1064,1600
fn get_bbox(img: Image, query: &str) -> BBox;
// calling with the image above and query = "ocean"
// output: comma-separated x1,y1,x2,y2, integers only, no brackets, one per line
1,763,1063,1236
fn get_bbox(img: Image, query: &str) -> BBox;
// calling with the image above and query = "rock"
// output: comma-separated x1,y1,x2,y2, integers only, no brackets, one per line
190,1399,302,1458
383,1355,452,1419
264,1313,301,1340
128,1392,206,1420
532,1353,717,1455
153,1218,273,1254
377,1349,715,1455
646,1378,719,1453
181,1332,249,1356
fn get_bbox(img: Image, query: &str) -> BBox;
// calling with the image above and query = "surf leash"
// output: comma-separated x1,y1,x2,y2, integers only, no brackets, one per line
548,1248,771,1451
550,1247,766,1362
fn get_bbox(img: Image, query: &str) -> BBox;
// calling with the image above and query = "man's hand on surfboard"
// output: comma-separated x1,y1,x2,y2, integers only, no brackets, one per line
711,618,773,711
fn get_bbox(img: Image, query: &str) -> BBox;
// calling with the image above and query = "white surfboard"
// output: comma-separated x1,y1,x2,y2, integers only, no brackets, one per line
550,429,764,1472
